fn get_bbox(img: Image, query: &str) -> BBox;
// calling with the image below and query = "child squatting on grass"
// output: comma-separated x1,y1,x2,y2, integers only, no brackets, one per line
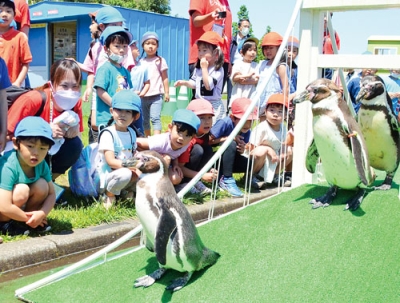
0,117,56,237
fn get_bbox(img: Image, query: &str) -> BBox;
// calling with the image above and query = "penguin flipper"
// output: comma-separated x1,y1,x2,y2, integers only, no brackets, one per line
155,197,177,266
305,139,319,173
348,131,373,186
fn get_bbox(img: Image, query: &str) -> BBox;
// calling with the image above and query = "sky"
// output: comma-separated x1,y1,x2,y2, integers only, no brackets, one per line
170,0,400,55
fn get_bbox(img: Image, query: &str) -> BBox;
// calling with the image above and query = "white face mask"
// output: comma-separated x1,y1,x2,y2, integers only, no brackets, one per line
52,90,81,110
390,72,400,79
108,52,126,64
240,27,249,37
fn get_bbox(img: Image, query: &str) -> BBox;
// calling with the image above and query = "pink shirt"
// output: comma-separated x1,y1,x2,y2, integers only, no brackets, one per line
140,56,168,97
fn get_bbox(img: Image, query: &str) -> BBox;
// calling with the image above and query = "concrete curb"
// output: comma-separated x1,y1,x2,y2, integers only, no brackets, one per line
0,188,278,273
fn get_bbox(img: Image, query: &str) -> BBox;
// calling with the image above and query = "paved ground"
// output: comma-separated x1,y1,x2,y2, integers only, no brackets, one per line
0,187,280,275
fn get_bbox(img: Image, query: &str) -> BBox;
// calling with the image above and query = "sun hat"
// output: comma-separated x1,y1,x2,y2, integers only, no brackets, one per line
231,98,258,120
111,90,141,112
261,32,283,47
238,37,259,53
15,116,55,144
129,39,138,46
196,31,224,47
287,36,299,48
141,31,159,45
99,26,133,45
266,93,289,109
186,99,214,116
95,6,125,24
172,109,201,131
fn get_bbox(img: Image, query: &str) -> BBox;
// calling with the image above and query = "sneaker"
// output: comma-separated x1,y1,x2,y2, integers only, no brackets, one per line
272,174,291,187
194,181,212,195
219,176,244,197
175,183,203,195
250,175,264,189
29,224,51,234
103,195,115,210
0,220,30,236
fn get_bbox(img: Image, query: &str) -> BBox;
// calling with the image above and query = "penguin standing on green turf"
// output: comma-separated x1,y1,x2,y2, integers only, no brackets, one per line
294,78,375,210
356,75,400,190
132,150,220,292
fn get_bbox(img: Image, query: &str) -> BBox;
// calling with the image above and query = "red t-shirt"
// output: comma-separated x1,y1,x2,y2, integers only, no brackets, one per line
7,88,84,136
14,0,31,29
323,31,340,55
188,0,232,65
178,134,210,164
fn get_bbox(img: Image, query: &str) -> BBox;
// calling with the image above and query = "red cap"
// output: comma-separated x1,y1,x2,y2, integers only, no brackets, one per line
267,93,289,108
261,32,283,47
197,31,223,47
187,99,214,116
231,98,258,120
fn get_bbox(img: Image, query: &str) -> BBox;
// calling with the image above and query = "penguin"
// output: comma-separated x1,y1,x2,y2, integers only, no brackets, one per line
132,150,220,291
294,78,375,210
356,75,400,190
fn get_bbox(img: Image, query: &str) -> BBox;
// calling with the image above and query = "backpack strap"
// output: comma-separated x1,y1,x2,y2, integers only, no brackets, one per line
35,90,47,116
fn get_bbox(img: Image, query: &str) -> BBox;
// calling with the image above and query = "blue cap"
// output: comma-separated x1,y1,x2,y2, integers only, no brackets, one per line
172,109,201,131
238,37,259,53
141,31,159,45
99,26,133,45
112,90,141,112
95,6,125,24
15,117,55,144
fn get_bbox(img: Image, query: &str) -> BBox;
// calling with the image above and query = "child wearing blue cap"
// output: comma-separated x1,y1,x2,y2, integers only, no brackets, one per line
139,31,169,137
0,117,55,236
94,26,133,129
137,109,200,185
97,90,141,209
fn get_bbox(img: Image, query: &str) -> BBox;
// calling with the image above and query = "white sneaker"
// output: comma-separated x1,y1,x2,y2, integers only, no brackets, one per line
194,181,212,195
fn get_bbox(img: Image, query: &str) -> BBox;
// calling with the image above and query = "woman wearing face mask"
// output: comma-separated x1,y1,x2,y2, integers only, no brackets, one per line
7,59,84,179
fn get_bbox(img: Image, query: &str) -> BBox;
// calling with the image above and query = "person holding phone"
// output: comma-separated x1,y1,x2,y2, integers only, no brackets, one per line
188,0,232,97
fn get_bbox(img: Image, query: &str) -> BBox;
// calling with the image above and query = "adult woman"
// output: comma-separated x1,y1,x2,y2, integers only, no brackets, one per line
7,59,84,180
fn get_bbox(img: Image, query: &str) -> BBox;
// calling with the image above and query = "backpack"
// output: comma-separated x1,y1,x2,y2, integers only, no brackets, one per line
68,126,136,199
6,85,47,116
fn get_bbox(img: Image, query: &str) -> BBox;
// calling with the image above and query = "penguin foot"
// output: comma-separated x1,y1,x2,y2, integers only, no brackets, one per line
374,175,393,191
134,268,167,288
344,189,366,211
166,272,193,292
309,186,338,209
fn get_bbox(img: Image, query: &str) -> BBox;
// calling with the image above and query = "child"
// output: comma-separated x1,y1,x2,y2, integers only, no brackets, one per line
177,99,218,195
230,37,259,102
94,26,133,129
248,93,292,188
98,90,141,209
0,117,55,236
129,38,150,135
0,0,32,87
286,36,299,98
210,97,260,197
139,31,169,137
175,31,225,123
137,109,200,185
256,32,290,116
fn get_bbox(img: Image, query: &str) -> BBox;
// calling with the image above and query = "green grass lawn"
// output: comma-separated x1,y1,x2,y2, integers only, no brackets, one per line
5,180,400,302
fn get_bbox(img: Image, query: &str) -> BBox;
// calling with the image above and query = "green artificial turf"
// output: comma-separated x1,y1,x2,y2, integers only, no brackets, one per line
17,181,400,302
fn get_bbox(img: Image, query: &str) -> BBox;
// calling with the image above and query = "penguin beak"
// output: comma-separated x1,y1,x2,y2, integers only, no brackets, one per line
293,89,310,104
356,86,367,102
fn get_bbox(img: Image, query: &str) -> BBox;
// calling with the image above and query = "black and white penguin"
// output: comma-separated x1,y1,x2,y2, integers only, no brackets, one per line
356,75,400,190
294,78,375,210
132,150,220,291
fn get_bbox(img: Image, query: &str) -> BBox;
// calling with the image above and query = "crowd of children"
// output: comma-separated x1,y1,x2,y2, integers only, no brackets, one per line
0,3,300,238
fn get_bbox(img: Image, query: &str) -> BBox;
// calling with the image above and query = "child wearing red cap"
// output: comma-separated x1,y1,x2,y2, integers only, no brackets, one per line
210,97,260,197
175,31,225,124
176,99,218,195
256,32,290,117
248,93,292,188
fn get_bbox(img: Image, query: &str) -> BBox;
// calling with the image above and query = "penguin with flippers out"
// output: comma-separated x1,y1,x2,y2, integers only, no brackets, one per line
356,75,400,190
294,78,375,210
132,150,220,291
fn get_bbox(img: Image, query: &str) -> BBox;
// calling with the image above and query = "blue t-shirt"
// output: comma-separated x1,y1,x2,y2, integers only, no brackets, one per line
94,61,132,127
130,61,149,92
0,57,11,89
382,75,400,116
347,72,362,112
210,116,251,143
0,150,52,191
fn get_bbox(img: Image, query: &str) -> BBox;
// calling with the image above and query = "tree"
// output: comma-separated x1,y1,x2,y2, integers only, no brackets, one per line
28,0,170,15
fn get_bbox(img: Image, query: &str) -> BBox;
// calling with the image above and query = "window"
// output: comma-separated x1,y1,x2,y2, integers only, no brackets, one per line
374,47,397,55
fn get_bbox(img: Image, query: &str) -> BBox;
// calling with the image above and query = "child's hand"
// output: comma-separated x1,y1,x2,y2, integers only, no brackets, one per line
172,165,183,179
235,135,246,154
25,211,46,229
174,80,183,87
266,148,279,163
82,87,92,102
164,92,170,102
202,168,218,183
200,57,209,69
